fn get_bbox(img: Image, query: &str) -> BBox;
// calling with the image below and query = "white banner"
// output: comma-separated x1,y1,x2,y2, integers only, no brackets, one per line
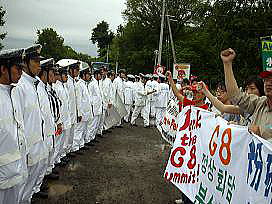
164,106,272,203
157,99,179,146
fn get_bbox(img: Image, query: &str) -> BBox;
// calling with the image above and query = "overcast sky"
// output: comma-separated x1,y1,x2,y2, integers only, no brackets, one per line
1,0,126,56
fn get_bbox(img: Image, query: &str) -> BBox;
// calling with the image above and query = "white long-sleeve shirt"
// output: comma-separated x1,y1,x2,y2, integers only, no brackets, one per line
53,81,71,130
124,81,135,105
13,72,48,166
76,79,92,121
88,78,103,116
133,81,148,107
100,77,114,109
155,82,170,108
113,76,124,102
0,84,28,189
67,75,80,124
36,78,55,137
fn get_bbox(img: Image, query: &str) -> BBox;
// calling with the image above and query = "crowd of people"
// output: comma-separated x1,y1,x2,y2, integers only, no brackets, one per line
0,44,271,204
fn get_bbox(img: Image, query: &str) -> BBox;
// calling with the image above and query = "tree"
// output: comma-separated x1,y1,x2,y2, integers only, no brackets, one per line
36,28,66,60
0,6,7,50
36,27,95,64
91,21,114,58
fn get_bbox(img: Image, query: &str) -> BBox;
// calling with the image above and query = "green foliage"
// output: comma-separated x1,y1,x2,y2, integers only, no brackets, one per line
91,21,114,58
111,0,272,88
36,28,95,64
0,6,7,50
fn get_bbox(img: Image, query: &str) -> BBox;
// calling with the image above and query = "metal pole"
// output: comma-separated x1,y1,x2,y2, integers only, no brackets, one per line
106,44,109,63
166,12,177,65
157,0,166,66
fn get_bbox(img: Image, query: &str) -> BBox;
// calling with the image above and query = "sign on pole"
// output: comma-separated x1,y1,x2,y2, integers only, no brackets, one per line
173,63,190,80
262,40,272,71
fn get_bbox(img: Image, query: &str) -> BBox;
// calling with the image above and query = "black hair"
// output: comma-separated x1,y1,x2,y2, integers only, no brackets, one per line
244,75,265,96
191,78,198,84
93,70,100,77
107,71,114,78
119,69,126,74
216,82,226,92
182,78,190,86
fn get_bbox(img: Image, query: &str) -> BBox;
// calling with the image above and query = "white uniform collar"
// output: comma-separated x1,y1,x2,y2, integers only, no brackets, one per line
0,84,12,91
22,71,38,84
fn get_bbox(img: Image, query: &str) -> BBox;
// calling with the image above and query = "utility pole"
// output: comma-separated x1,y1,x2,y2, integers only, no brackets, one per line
166,11,177,65
106,44,110,63
157,0,166,66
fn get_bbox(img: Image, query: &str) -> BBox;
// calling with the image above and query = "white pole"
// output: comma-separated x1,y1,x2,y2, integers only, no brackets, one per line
157,0,166,66
167,12,177,65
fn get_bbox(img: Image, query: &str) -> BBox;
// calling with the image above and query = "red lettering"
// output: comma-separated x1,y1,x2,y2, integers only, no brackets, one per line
170,147,186,167
179,109,191,131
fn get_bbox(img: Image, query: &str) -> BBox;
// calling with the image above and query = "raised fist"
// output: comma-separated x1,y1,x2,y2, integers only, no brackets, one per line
221,48,236,64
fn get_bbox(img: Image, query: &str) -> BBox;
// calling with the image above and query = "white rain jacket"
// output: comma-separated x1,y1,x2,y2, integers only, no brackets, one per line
36,78,55,138
155,82,170,108
113,76,124,102
100,77,114,109
0,84,28,189
124,81,135,105
88,78,103,116
76,79,92,122
67,75,80,124
13,72,48,166
133,81,148,107
53,81,71,130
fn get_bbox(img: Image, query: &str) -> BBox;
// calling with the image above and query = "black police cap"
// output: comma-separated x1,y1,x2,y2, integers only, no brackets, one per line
40,58,55,71
0,48,25,66
25,44,44,60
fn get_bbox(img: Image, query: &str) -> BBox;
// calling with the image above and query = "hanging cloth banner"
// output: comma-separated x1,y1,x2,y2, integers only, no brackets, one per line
164,106,272,203
262,40,272,71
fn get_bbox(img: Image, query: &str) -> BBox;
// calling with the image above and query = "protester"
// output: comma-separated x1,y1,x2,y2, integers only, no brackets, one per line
221,48,272,140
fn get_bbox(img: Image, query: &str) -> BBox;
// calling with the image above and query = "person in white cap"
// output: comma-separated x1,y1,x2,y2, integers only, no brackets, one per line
154,73,169,127
75,64,92,150
66,62,82,156
14,45,49,202
131,74,156,127
88,69,103,143
35,58,58,194
113,69,126,127
124,74,135,123
53,66,71,166
0,48,28,204
150,74,160,126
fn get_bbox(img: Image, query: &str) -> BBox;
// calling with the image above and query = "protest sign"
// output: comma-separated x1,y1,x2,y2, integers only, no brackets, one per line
262,41,272,71
164,106,272,203
157,99,179,146
173,63,190,80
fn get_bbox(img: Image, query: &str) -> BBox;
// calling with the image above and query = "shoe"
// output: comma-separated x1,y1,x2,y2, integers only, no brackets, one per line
144,125,150,128
97,134,104,138
81,146,90,150
76,150,84,155
45,173,59,180
86,142,94,146
52,168,59,175
116,126,123,128
103,130,112,134
67,152,76,158
131,124,138,127
175,199,184,204
32,191,48,199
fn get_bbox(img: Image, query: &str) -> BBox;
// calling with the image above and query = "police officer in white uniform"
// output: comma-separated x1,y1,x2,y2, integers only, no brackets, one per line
54,66,72,165
124,74,135,123
155,74,169,127
150,74,159,126
66,62,82,156
36,58,57,192
131,74,156,127
75,64,92,150
14,45,49,202
113,69,126,127
0,48,28,204
88,70,103,142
